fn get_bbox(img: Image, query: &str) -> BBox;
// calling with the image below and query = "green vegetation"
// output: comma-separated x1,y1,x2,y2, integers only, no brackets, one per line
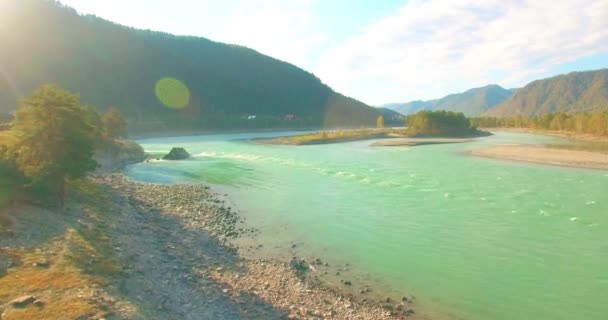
0,0,380,131
471,112,608,137
102,106,128,138
257,129,404,145
406,110,487,137
10,85,98,205
384,84,514,116
0,84,131,207
485,69,608,117
260,111,487,145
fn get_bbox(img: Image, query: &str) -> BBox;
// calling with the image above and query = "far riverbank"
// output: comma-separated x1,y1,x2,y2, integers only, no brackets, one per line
472,144,608,170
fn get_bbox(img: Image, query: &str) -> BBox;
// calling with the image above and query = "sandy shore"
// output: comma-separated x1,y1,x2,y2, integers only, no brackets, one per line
483,128,608,142
472,144,608,170
371,138,476,147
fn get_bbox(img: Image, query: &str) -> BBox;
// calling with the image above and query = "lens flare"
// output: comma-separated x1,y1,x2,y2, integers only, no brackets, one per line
155,78,190,109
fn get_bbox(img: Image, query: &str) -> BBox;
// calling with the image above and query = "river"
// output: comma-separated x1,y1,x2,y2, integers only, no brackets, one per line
126,131,608,320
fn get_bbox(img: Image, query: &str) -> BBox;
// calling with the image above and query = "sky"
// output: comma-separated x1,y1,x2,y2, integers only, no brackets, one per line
58,0,608,105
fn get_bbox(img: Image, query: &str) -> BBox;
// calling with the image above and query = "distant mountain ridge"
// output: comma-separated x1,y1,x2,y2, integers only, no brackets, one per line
382,85,514,117
484,69,608,117
0,0,380,132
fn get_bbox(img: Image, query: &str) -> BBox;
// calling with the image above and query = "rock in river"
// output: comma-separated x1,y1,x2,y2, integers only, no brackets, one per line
162,147,190,160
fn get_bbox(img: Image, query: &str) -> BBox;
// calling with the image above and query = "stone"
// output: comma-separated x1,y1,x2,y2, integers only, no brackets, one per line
10,295,36,308
162,147,190,160
32,259,50,268
289,257,308,272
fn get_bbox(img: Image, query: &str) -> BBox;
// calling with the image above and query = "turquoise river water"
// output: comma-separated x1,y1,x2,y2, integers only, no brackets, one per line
126,131,608,320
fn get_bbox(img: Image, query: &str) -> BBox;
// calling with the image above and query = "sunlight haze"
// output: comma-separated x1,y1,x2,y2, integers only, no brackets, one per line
58,0,608,105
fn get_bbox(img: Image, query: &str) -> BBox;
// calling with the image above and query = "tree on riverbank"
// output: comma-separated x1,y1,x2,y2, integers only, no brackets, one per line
0,85,142,207
103,106,128,138
10,85,98,205
471,112,608,137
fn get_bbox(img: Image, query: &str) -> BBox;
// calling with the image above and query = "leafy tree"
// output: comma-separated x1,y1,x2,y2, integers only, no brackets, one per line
82,104,105,142
102,106,128,138
0,143,25,207
376,116,385,128
11,85,98,205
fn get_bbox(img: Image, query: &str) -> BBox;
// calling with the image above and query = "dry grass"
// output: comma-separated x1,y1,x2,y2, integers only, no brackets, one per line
0,242,99,320
269,128,410,145
0,195,122,319
66,227,121,278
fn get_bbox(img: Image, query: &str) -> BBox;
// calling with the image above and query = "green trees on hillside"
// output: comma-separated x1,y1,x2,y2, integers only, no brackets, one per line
471,112,608,137
485,69,608,117
406,110,482,137
0,0,380,130
0,85,130,206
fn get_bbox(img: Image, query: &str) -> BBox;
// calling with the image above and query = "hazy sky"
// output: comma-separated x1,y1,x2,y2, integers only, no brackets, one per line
59,0,608,105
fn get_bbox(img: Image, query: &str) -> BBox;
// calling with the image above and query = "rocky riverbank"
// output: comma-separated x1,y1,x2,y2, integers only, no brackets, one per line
98,174,420,319
1,173,420,319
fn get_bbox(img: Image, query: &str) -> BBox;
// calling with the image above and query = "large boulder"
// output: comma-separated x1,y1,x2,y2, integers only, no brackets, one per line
163,147,190,160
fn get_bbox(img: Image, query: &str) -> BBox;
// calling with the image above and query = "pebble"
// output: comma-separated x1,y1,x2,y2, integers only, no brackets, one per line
96,174,413,320
10,295,36,308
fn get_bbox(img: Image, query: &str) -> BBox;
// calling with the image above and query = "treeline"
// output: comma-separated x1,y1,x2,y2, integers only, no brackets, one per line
405,110,485,137
0,85,129,207
471,112,608,137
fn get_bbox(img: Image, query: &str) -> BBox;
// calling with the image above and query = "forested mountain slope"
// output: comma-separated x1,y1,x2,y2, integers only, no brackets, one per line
485,69,608,117
0,0,379,131
383,85,513,117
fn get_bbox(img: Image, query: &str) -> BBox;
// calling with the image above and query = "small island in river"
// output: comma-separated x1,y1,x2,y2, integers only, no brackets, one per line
254,110,490,146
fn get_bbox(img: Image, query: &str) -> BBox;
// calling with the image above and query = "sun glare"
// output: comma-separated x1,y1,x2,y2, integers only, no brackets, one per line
154,78,190,109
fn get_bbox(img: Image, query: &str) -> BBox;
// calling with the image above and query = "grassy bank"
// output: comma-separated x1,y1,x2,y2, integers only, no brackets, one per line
253,128,408,145
254,127,489,146
0,179,134,319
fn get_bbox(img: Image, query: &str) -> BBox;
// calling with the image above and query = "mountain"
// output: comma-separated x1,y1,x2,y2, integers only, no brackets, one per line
382,85,514,117
484,69,608,117
376,107,403,118
381,101,430,115
0,0,379,132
